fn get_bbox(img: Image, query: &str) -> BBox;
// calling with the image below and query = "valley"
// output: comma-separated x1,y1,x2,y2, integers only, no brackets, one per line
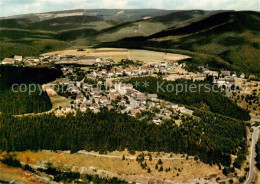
0,7,259,184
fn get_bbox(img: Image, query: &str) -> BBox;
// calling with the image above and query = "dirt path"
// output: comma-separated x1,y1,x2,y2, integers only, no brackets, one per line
76,150,194,160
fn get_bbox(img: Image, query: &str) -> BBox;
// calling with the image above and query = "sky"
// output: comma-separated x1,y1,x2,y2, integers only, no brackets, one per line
0,0,259,17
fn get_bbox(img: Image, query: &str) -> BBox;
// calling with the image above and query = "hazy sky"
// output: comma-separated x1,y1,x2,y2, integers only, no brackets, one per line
0,0,259,17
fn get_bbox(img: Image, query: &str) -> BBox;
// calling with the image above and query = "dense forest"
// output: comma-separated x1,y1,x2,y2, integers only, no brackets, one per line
0,86,52,115
126,77,250,121
0,66,61,114
0,108,246,166
0,66,62,90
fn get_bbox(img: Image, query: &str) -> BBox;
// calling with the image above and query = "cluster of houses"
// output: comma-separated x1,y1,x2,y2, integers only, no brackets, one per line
197,66,252,89
6,54,258,123
0,55,51,66
53,63,193,124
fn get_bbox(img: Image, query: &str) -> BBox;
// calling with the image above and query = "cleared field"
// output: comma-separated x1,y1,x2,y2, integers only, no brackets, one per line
96,22,168,42
42,84,71,111
0,162,43,184
43,48,191,63
5,150,225,184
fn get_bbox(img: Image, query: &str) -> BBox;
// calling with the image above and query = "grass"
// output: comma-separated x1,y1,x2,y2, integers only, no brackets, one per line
7,150,223,183
0,162,40,184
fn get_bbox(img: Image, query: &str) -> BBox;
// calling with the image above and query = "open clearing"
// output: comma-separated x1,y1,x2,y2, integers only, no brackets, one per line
1,150,225,184
0,162,44,184
43,48,191,63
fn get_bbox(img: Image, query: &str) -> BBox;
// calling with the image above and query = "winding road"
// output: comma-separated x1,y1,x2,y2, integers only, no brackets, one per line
244,125,260,184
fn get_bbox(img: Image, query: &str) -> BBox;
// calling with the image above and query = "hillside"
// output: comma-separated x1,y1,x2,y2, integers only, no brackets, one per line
100,11,260,75
0,9,259,75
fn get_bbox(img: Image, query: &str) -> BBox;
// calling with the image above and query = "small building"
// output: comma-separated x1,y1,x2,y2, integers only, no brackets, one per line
109,92,117,100
221,71,231,76
1,58,14,65
152,117,162,124
14,55,23,63
130,109,141,116
147,94,158,101
89,103,98,110
80,104,87,112
240,73,245,79
163,109,172,117
249,75,256,79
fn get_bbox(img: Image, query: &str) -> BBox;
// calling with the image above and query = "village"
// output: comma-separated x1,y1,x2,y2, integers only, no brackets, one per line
1,53,259,123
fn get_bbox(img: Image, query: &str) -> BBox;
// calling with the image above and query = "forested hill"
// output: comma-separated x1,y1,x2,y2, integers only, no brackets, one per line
1,10,259,75
99,11,260,75
0,66,62,90
0,66,61,114
0,109,246,168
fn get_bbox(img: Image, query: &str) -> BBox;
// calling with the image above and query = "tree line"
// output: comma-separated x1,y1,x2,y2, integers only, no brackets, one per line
0,108,246,167
0,66,60,114
0,85,52,115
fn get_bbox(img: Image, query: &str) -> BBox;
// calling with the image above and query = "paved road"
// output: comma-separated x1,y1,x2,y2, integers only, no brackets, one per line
244,126,260,184
123,96,139,113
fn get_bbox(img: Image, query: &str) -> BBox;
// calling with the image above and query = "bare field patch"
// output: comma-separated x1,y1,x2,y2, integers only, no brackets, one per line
0,162,44,184
43,48,191,63
7,150,224,184
42,84,71,111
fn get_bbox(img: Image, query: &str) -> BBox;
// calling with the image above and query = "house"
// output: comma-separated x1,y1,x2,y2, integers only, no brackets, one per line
80,104,87,112
221,71,231,76
152,117,162,124
217,77,235,88
75,94,85,104
93,92,102,98
103,100,111,106
132,67,139,75
90,88,101,95
115,68,123,76
95,58,102,63
33,58,40,63
172,104,179,109
160,62,168,68
1,58,14,65
58,78,70,85
147,94,158,101
14,55,23,63
109,92,117,100
135,92,146,101
124,68,132,75
108,71,114,77
204,70,219,77
240,73,245,79
130,109,141,116
86,74,96,80
89,103,98,110
100,96,108,103
101,69,107,74
82,83,90,90
44,86,57,96
249,75,256,79
163,109,172,117
115,83,134,95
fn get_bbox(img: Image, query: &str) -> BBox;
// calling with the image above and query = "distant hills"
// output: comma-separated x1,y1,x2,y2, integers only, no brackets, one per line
0,9,259,75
